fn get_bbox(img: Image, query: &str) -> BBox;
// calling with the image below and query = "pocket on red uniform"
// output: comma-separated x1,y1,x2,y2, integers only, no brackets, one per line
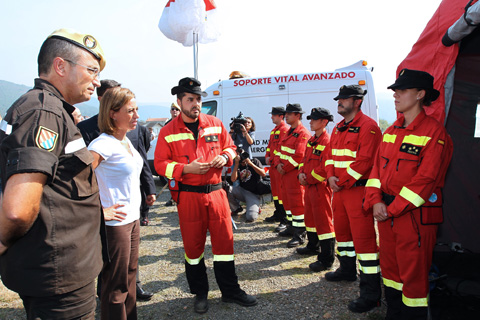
420,189,443,225
168,179,180,203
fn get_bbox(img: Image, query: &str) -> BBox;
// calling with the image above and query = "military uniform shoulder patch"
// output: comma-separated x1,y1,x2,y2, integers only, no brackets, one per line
437,139,445,145
292,132,299,138
36,126,58,151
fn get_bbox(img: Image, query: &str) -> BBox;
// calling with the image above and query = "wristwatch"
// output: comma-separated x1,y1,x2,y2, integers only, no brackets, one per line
221,154,229,162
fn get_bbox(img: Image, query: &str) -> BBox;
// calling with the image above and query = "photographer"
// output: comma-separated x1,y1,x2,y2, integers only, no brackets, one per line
230,113,255,159
228,149,268,222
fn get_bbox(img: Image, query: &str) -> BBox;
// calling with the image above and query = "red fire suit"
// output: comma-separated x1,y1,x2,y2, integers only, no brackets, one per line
364,110,453,315
154,114,239,296
299,130,334,241
325,110,381,302
265,121,289,206
275,123,310,227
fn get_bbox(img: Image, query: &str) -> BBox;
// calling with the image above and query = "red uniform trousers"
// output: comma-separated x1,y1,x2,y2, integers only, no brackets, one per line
332,186,379,268
280,170,305,227
177,189,240,297
378,207,437,308
304,183,334,240
269,165,283,203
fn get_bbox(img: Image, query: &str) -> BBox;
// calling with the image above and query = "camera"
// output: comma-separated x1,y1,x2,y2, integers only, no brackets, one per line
231,111,248,135
237,148,250,161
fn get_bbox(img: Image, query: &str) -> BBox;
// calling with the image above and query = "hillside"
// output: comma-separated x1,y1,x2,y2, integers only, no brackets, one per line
0,80,31,117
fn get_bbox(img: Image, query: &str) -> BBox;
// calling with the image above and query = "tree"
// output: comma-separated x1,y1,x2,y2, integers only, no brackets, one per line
379,119,391,133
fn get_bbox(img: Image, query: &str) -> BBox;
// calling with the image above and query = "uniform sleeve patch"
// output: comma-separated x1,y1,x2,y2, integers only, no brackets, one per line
35,126,58,151
437,139,445,145
370,130,376,134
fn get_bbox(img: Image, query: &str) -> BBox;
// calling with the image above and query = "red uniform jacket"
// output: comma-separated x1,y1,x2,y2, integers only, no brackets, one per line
154,114,236,186
325,110,381,189
364,110,453,217
299,130,331,185
265,121,289,167
275,123,310,173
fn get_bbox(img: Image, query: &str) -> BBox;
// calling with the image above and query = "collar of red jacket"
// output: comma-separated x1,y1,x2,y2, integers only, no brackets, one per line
393,109,427,130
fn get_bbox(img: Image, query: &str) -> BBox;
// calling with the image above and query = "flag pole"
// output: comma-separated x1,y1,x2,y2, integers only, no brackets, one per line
193,32,199,79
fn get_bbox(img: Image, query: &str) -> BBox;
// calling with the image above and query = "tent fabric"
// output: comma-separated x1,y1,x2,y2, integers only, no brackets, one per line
396,0,470,124
158,0,220,47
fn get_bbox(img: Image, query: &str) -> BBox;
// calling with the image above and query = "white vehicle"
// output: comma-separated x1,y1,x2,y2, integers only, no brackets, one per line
201,60,379,162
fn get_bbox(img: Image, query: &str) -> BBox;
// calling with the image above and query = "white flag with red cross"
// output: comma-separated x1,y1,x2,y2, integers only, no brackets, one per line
158,0,220,47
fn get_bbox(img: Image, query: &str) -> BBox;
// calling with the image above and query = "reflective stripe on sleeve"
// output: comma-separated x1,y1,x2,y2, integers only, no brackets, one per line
347,165,363,180
399,186,425,207
333,160,354,168
280,154,299,167
311,169,326,182
402,135,432,147
165,133,195,143
281,146,296,154
65,138,86,154
298,163,304,169
165,161,178,179
325,159,334,167
223,147,236,160
0,120,12,135
332,148,357,158
366,178,381,189
213,254,234,262
383,134,396,143
185,252,204,265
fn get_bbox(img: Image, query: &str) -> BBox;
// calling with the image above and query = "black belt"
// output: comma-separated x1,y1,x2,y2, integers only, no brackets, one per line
353,179,368,187
382,192,396,206
179,183,222,194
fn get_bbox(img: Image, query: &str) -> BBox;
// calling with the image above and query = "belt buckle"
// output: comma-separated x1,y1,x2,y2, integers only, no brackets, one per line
205,184,212,193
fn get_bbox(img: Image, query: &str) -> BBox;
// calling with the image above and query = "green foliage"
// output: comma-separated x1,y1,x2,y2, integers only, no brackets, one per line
379,118,391,132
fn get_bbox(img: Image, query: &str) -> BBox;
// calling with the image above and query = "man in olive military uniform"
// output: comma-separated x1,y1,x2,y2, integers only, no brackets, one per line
0,29,105,319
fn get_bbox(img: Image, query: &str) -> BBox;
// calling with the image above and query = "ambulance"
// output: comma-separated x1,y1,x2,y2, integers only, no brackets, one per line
201,60,379,162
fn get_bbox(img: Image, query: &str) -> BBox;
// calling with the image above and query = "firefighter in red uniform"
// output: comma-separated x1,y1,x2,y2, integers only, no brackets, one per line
297,108,336,272
364,69,453,320
264,106,290,232
154,78,257,314
276,103,311,247
324,85,382,313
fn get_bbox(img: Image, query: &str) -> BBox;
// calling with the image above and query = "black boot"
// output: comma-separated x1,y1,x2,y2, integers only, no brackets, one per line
296,231,319,255
185,258,209,296
278,224,294,237
309,238,335,272
265,199,281,222
136,283,154,301
287,227,306,248
401,303,428,320
384,286,402,320
325,255,357,282
348,271,381,313
213,260,241,297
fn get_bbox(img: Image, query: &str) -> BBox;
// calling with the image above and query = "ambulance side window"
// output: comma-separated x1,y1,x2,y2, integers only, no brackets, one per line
202,101,217,116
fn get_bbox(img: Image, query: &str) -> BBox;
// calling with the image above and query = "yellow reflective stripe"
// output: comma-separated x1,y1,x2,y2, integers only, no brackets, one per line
366,178,381,189
292,221,305,227
334,160,354,168
165,161,178,179
203,126,222,135
383,278,403,291
275,130,280,134
403,294,428,307
270,130,275,135
185,252,204,265
318,232,335,240
316,145,326,151
325,159,334,167
298,163,304,169
306,227,316,233
359,265,381,274
213,254,234,262
332,148,357,158
311,169,326,182
292,214,304,221
338,241,354,247
165,133,195,143
347,165,363,180
337,249,356,257
279,200,283,204
281,146,296,154
223,147,236,160
399,187,425,207
357,253,379,261
266,147,270,152
273,150,280,155
280,154,299,167
273,196,278,200
383,134,397,143
403,135,431,147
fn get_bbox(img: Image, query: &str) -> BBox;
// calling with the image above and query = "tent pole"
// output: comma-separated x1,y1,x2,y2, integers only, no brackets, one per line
193,32,199,79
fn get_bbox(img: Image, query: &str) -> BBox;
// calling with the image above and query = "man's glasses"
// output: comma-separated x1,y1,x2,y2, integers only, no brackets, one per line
65,59,100,78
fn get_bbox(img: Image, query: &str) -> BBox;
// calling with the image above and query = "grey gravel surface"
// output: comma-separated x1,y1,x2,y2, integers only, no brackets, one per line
0,179,387,319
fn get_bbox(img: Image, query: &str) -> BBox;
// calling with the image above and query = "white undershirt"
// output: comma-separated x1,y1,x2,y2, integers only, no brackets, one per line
89,133,143,226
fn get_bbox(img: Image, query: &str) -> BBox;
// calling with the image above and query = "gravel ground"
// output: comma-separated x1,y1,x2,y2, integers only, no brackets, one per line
0,179,387,319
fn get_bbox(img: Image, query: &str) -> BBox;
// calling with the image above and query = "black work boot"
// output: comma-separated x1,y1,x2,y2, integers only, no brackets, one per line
278,224,294,237
265,199,282,222
325,256,357,282
348,271,381,313
384,286,402,320
287,227,306,248
309,238,335,271
296,231,319,254
221,290,258,307
194,294,208,314
274,223,287,233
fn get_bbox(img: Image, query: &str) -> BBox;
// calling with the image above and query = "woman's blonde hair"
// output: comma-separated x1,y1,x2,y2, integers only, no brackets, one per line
98,87,135,135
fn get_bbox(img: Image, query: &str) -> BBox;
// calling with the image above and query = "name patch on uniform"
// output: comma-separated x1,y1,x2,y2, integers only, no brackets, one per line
348,126,360,133
313,149,322,156
292,132,299,138
35,126,58,151
205,135,219,142
400,143,422,156
274,134,279,139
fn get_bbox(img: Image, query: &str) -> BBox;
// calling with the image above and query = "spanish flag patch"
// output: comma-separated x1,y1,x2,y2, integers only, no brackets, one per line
370,130,376,134
437,139,445,145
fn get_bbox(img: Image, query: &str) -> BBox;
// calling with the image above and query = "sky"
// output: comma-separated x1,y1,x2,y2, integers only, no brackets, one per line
0,0,443,121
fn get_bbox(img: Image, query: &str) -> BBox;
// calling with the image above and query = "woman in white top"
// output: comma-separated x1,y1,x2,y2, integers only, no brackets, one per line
89,87,143,320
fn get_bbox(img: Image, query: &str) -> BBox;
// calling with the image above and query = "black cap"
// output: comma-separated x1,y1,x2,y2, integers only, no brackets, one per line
285,103,305,114
307,107,334,121
333,85,367,101
269,106,286,115
171,77,207,97
387,69,440,102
